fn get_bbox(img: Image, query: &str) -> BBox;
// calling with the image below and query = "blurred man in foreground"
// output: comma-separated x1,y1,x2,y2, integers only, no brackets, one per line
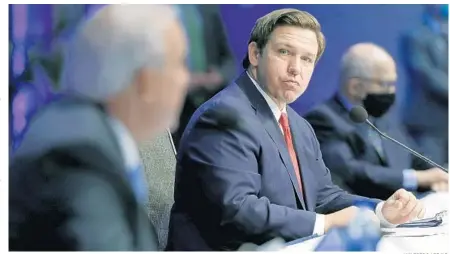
9,4,188,251
168,8,426,251
401,4,448,166
305,43,448,200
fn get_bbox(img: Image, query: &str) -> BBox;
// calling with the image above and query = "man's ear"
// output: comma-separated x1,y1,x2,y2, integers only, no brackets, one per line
248,42,260,67
135,68,157,104
347,78,364,99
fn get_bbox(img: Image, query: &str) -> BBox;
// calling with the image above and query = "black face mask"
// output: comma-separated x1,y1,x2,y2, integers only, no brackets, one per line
363,93,395,118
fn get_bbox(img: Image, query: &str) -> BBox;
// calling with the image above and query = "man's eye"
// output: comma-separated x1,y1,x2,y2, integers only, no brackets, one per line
279,49,289,55
301,56,313,63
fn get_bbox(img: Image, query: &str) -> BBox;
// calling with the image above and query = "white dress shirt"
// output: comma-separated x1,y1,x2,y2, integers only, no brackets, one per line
108,116,142,171
107,116,149,204
246,72,394,236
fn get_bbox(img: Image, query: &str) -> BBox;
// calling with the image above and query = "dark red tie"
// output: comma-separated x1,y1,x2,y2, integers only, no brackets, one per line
279,113,303,193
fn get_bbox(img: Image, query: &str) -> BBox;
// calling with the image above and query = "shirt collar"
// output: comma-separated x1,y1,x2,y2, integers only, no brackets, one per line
108,116,141,171
337,92,379,123
246,71,287,121
337,92,354,112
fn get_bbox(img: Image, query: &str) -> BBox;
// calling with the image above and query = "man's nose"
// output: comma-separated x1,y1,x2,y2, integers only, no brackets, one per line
287,58,303,79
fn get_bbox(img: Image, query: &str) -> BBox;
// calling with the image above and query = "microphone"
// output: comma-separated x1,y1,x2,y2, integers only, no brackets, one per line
349,106,448,172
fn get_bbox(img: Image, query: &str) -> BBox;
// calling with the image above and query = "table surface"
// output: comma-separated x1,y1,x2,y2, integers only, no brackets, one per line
283,192,450,252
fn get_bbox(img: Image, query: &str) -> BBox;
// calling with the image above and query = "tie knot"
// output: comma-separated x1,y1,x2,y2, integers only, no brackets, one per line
279,113,289,128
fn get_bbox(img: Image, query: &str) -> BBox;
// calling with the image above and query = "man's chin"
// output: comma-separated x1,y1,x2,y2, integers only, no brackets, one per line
283,91,304,104
284,95,302,104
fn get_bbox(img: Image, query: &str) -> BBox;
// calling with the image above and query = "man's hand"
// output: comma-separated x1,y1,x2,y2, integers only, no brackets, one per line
416,168,448,188
431,181,448,192
381,189,426,225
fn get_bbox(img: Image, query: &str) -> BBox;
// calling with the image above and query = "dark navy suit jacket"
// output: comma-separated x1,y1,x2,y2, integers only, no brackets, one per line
167,73,375,251
305,96,430,200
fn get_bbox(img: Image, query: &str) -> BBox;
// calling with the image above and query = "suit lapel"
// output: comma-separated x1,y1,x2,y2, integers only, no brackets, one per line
375,117,400,168
256,108,306,208
236,73,305,208
330,96,386,163
332,95,400,166
288,108,314,211
330,96,369,142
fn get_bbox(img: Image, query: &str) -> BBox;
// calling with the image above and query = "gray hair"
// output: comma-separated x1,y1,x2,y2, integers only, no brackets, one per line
60,4,177,101
339,50,374,86
339,42,391,87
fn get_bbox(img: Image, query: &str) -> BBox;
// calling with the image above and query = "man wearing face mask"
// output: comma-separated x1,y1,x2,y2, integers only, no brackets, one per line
305,43,448,200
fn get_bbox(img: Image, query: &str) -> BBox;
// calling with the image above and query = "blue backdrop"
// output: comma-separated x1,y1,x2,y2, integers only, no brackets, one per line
220,4,424,115
9,4,426,115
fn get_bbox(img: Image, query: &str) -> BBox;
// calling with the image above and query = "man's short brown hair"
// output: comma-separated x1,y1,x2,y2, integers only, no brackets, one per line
242,8,326,69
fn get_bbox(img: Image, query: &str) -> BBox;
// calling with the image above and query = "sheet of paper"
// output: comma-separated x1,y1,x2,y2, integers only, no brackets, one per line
420,192,449,218
381,224,448,237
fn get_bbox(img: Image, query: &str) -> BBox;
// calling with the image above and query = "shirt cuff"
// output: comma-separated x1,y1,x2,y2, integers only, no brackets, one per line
403,169,418,191
375,201,397,228
314,214,325,235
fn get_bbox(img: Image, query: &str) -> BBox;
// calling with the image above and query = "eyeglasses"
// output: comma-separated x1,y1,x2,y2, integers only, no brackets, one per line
356,77,396,89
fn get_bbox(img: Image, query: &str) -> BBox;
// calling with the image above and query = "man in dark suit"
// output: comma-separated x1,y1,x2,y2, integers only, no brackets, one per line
172,4,236,148
167,9,426,251
400,4,448,166
305,43,448,200
9,5,189,251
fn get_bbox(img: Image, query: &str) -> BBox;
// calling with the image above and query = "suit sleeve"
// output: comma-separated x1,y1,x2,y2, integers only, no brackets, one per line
184,107,317,241
58,171,140,250
402,33,448,101
305,111,404,196
300,118,375,214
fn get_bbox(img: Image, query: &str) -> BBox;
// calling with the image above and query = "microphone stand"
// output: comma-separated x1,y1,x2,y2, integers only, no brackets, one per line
365,120,448,172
